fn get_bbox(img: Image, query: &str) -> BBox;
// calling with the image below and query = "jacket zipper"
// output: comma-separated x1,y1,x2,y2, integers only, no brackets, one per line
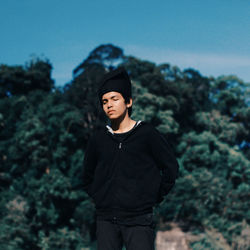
106,121,142,205
107,121,143,149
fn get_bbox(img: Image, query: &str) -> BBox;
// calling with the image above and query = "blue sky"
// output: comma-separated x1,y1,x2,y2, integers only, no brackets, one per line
1,0,250,86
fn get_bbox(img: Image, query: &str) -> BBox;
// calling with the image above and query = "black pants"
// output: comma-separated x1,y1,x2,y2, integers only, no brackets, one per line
96,220,155,250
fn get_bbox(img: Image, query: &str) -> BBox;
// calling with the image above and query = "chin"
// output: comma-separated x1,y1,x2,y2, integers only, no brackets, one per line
106,110,126,120
108,114,122,120
109,116,119,120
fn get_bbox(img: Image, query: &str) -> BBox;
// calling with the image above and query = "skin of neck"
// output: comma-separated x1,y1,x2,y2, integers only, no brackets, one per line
110,110,136,133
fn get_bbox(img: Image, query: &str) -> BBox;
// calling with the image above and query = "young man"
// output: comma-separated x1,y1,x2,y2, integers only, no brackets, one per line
82,68,179,250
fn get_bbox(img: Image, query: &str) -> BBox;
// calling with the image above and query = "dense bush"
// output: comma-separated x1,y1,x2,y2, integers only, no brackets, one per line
0,44,249,249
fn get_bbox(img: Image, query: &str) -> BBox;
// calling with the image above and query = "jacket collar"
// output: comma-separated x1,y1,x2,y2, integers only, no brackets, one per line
106,120,142,135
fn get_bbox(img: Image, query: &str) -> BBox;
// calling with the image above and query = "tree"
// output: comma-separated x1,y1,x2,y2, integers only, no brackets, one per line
0,57,54,97
1,44,249,249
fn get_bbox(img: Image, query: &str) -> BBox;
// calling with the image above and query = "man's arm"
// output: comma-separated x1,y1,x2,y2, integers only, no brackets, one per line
149,126,179,203
82,134,97,196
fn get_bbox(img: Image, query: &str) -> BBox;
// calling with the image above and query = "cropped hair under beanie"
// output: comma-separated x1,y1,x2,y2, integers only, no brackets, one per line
98,67,132,105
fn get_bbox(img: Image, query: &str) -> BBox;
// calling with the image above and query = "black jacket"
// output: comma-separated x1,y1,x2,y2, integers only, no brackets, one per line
82,121,179,218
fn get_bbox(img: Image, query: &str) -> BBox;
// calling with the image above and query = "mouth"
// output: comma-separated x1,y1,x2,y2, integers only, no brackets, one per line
108,110,115,114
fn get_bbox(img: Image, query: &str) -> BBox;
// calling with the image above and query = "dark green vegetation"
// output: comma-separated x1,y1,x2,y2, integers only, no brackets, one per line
0,44,249,249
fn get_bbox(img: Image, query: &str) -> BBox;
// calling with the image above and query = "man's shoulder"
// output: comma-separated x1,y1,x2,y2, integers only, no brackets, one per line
139,121,157,133
138,122,167,142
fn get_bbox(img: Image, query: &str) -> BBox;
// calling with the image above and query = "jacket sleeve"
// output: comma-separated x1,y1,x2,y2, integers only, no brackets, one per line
82,134,97,196
149,126,179,203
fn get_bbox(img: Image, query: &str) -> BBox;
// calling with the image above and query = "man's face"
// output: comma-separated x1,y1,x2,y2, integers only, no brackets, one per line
102,91,131,120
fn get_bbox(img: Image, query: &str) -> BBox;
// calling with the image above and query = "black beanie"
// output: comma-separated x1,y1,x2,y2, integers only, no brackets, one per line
98,67,132,105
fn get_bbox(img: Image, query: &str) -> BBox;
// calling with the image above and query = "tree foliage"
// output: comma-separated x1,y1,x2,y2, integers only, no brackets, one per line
0,44,249,249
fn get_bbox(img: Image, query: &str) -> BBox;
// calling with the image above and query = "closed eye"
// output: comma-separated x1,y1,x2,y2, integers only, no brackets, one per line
102,95,119,104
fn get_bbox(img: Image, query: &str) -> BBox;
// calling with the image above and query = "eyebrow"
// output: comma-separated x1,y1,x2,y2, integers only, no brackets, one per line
102,95,119,101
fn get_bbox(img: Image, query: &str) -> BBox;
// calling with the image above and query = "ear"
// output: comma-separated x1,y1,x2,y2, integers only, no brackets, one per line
126,98,133,108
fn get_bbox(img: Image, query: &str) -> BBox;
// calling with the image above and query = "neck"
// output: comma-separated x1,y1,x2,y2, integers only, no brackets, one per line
110,113,136,133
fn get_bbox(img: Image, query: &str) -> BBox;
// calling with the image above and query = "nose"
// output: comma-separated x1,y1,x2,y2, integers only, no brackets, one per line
107,101,113,109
